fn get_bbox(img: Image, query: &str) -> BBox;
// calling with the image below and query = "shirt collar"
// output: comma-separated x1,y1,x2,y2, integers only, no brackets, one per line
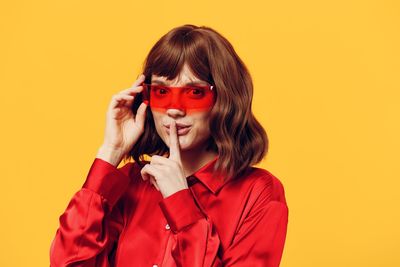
141,155,228,195
189,155,228,194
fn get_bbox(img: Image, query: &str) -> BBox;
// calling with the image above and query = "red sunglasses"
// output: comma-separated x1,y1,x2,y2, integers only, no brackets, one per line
141,83,216,111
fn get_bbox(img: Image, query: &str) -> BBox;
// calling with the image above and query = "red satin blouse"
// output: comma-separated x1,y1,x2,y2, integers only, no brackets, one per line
50,156,289,267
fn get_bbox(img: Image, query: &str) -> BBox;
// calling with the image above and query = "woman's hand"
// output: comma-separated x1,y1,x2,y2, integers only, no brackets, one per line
99,74,148,162
140,120,189,198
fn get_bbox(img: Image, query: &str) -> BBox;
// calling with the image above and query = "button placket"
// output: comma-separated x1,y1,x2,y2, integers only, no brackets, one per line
160,228,174,266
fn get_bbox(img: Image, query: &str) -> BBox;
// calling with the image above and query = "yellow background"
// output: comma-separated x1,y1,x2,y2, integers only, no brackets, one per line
1,0,399,266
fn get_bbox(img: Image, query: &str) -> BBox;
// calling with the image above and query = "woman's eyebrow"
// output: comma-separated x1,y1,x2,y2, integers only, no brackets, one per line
152,79,208,86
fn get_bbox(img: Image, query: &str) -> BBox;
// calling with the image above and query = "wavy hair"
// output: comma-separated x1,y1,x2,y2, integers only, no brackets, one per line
122,24,268,181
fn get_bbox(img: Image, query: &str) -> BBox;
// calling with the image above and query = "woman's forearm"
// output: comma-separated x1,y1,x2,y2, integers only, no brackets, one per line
96,145,125,167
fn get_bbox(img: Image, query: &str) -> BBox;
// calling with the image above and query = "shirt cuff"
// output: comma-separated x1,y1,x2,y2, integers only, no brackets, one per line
158,188,205,233
82,158,130,208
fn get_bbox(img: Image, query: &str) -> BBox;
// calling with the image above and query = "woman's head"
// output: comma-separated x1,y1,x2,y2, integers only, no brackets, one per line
125,24,268,181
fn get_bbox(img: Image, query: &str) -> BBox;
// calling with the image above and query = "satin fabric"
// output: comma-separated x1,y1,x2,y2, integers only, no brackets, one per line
50,156,289,267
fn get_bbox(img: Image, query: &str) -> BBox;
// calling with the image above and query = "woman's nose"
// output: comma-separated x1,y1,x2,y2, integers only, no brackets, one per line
168,90,184,110
166,107,186,118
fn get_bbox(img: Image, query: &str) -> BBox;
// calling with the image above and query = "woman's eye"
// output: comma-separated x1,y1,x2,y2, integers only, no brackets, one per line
188,88,205,97
152,87,169,96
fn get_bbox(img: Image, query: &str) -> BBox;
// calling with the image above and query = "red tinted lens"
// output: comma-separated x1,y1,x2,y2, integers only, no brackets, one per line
143,84,215,111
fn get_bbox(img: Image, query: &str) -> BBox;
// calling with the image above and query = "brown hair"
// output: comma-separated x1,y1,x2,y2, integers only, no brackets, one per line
122,24,268,181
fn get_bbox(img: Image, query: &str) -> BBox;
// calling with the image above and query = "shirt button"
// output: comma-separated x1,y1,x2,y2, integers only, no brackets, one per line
152,265,158,267
165,223,170,230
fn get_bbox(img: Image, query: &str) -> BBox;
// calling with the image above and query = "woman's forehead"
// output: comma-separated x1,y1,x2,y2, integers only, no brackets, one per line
151,74,207,85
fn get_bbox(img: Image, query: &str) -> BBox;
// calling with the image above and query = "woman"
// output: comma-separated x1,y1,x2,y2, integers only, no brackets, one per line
50,24,289,267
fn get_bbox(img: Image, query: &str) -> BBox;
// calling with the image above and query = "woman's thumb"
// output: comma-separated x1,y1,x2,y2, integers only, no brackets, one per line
135,101,148,129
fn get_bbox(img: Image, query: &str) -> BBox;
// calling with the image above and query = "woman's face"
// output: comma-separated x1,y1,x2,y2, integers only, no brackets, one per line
150,64,214,151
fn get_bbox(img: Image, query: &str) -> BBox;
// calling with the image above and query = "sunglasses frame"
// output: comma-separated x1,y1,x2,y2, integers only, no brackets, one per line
141,83,214,91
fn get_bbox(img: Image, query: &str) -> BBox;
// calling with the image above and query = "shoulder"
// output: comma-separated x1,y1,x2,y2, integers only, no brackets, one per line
243,167,288,204
116,161,135,176
229,167,288,223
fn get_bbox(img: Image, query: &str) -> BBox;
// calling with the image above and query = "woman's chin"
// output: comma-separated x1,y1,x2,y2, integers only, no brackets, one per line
165,135,192,151
163,135,210,155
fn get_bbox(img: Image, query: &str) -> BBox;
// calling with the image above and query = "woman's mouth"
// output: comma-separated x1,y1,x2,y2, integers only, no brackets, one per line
164,125,191,136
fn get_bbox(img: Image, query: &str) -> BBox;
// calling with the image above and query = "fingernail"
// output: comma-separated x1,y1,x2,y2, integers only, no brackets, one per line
143,100,149,105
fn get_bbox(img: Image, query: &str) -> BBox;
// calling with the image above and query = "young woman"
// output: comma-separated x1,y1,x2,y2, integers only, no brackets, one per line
50,24,289,267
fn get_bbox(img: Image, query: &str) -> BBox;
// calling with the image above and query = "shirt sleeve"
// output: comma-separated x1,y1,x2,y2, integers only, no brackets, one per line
49,158,131,267
158,184,289,267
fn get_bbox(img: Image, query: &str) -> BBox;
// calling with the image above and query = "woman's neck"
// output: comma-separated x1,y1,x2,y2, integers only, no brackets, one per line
179,147,218,178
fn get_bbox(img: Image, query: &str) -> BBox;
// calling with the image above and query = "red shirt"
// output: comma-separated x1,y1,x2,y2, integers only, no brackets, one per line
50,156,289,267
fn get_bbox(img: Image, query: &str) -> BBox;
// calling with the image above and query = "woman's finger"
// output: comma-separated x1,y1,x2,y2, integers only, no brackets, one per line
140,164,161,181
150,177,160,191
131,74,146,88
134,101,148,128
141,164,162,191
119,85,144,96
115,74,145,96
109,94,134,109
150,155,170,165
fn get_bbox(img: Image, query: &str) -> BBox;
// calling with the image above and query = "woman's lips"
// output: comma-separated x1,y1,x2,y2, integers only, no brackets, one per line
164,125,191,136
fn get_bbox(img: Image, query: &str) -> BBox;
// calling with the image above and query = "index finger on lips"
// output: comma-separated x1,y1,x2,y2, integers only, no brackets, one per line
168,120,182,163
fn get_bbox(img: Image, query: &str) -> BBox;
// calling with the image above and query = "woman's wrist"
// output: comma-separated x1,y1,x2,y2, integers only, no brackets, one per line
96,145,125,167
